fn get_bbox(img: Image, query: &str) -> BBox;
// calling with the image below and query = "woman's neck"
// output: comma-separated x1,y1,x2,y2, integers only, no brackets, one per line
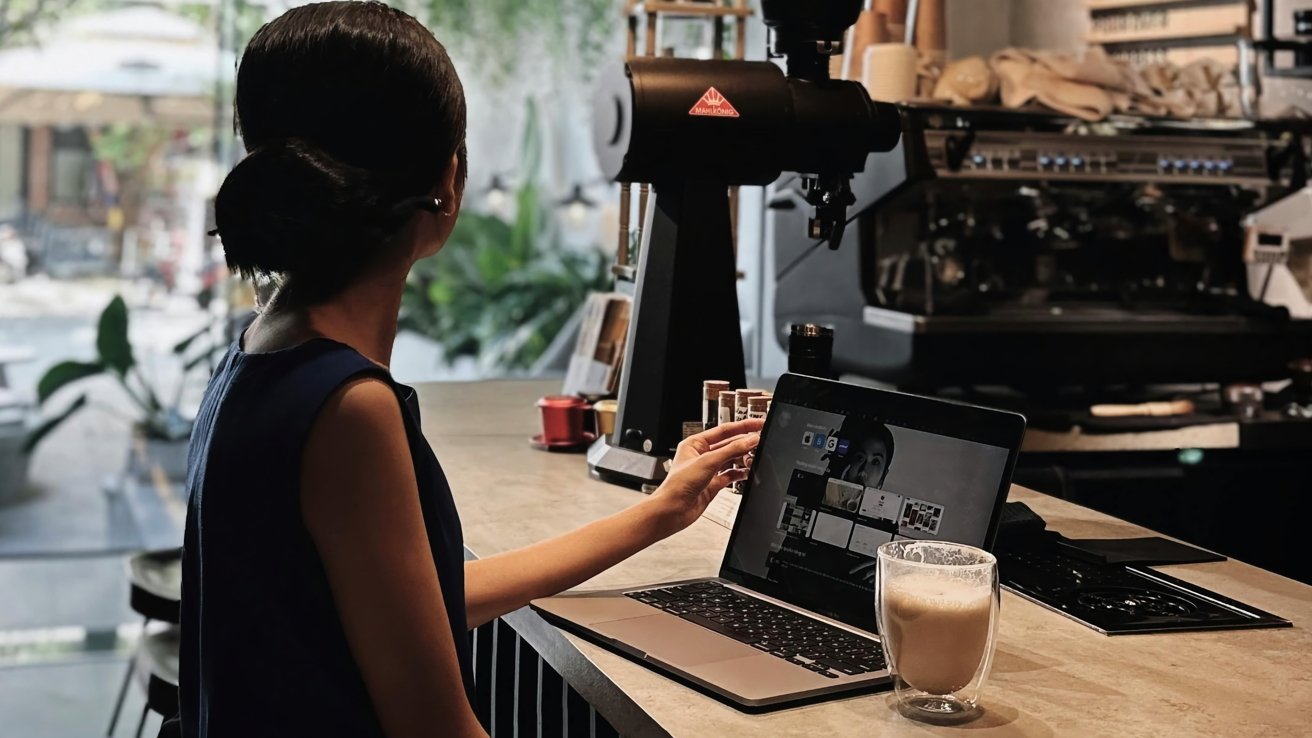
252,262,409,368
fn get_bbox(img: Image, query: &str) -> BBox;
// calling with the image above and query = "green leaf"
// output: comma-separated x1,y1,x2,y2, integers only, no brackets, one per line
129,372,165,415
36,360,105,406
97,296,134,375
182,345,224,373
511,181,542,264
519,97,543,182
172,323,212,355
427,281,454,305
23,394,89,454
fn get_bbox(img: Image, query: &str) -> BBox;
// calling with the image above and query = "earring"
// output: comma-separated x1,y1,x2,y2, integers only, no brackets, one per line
433,197,443,211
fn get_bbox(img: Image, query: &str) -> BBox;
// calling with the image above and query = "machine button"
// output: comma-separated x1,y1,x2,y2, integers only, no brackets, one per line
1158,158,1171,170
1203,160,1217,171
971,153,987,167
1173,159,1186,170
1188,160,1202,171
1071,156,1085,168
1218,159,1234,172
1054,155,1068,167
1038,154,1053,168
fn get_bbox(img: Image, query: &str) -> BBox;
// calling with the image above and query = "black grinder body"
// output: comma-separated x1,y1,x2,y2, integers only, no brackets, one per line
596,57,896,187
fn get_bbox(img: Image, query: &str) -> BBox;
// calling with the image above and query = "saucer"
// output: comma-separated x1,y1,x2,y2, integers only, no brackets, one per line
529,432,597,453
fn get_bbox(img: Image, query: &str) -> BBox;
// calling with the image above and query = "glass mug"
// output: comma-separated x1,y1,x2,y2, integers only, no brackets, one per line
875,540,1000,722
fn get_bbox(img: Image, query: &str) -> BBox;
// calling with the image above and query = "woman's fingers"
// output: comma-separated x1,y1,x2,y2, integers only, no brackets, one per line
720,466,750,483
706,466,750,495
690,418,764,449
708,436,738,452
699,433,760,471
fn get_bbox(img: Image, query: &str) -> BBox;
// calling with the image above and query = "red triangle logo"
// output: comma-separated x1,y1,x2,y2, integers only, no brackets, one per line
689,86,740,118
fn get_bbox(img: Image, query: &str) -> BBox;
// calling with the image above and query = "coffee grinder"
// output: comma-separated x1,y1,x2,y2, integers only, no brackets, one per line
586,0,902,488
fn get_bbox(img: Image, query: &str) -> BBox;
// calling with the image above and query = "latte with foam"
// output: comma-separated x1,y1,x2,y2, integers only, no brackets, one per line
881,574,993,695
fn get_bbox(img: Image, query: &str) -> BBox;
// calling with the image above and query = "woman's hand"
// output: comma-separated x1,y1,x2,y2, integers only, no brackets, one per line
465,418,764,627
646,419,764,536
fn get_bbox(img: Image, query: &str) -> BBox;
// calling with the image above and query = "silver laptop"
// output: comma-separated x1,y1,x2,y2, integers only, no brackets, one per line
532,374,1026,712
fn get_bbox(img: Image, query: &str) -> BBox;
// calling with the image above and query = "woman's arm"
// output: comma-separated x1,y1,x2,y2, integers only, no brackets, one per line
302,378,487,738
464,419,763,628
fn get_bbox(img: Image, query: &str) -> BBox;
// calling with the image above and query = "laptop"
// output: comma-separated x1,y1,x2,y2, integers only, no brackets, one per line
531,374,1027,712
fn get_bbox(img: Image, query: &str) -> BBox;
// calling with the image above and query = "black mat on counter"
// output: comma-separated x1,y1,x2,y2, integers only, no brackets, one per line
1056,536,1226,566
995,503,1288,635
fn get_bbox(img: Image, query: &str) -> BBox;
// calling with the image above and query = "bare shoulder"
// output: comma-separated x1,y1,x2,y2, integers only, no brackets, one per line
316,376,403,433
301,376,415,523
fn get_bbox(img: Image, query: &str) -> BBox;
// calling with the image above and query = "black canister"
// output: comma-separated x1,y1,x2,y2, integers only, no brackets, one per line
788,324,834,378
1298,10,1312,68
1290,358,1312,406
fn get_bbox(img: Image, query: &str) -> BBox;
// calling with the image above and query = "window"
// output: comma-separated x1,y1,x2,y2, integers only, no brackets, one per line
49,127,93,206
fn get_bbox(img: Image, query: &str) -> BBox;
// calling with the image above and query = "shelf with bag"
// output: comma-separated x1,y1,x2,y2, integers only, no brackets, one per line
1086,1,1251,45
1086,0,1230,9
1105,42,1242,69
628,1,752,19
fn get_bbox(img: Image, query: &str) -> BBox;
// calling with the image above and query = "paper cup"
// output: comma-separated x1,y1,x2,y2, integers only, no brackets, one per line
863,43,919,103
594,399,618,437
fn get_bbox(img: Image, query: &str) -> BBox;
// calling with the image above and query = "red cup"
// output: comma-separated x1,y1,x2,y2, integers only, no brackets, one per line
537,395,593,444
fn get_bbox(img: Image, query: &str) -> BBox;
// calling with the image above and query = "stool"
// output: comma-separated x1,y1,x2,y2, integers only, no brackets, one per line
107,548,181,737
133,629,180,738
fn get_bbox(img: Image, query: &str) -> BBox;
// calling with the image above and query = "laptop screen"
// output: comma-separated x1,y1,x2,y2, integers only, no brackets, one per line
721,377,1021,633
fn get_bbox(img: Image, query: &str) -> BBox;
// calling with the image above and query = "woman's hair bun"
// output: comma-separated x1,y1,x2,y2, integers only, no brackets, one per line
214,138,402,302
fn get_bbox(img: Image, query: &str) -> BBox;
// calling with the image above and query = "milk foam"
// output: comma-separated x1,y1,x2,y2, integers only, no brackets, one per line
882,574,994,695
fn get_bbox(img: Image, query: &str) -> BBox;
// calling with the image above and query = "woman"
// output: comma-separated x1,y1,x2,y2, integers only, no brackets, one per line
180,3,761,737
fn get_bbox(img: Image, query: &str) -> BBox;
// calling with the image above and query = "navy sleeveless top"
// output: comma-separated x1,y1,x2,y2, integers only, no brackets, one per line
179,338,474,737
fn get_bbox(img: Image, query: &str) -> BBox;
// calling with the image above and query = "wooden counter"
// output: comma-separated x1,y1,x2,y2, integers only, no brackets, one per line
415,380,1312,737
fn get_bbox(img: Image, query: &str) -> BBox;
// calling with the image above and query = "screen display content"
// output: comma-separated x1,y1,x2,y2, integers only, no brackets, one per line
724,400,1011,633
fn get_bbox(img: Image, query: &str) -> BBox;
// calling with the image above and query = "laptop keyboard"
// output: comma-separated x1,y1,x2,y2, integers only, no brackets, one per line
624,581,886,679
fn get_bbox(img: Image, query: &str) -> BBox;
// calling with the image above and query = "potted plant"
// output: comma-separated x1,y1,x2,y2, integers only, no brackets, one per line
400,184,610,372
401,100,612,372
23,296,226,481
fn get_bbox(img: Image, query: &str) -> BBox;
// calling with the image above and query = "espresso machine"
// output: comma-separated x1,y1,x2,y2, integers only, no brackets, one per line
775,104,1312,390
774,103,1312,584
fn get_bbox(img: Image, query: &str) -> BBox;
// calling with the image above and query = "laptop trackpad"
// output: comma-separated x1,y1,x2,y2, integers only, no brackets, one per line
592,614,761,667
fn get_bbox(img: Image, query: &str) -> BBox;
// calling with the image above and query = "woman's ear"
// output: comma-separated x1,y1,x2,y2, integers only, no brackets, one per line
438,153,461,217
410,152,463,262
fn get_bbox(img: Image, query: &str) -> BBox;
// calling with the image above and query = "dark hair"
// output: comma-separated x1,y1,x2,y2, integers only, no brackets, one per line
866,422,894,464
214,1,467,304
